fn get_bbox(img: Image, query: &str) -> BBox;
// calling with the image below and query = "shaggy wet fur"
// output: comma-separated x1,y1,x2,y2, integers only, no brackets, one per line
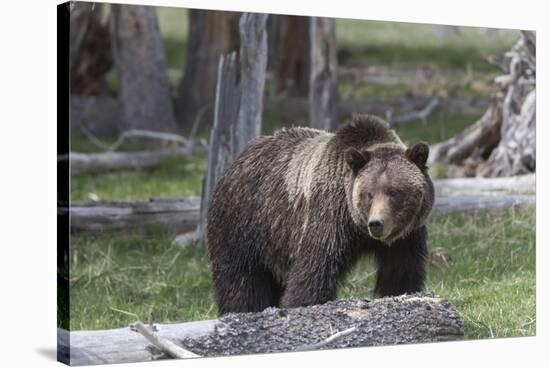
207,114,434,315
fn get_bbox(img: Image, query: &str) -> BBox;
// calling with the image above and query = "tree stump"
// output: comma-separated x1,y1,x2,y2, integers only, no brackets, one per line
429,31,536,178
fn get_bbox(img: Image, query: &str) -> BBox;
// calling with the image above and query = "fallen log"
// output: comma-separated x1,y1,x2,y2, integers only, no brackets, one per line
58,319,217,365
68,197,200,234
432,195,535,218
68,192,534,234
65,147,203,176
433,174,535,197
58,294,463,365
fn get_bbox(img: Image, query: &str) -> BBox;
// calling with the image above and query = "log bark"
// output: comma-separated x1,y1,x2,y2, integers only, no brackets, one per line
176,9,241,126
309,17,339,131
66,147,200,176
111,4,177,132
59,294,462,365
68,197,200,234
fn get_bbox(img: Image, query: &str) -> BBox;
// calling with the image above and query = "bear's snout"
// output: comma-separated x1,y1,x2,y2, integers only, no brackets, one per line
368,219,384,237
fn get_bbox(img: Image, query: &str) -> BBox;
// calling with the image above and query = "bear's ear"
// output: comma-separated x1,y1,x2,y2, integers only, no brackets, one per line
405,142,429,169
345,148,371,173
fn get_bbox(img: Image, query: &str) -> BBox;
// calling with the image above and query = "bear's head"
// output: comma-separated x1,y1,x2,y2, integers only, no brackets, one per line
345,142,434,244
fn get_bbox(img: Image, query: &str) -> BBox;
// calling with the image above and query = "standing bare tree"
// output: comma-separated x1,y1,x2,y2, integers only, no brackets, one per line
309,17,339,131
176,10,241,126
267,15,310,96
111,4,177,132
197,13,269,244
236,13,269,154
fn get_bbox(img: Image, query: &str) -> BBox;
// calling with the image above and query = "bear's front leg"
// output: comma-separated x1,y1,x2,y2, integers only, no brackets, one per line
373,226,427,297
280,256,338,308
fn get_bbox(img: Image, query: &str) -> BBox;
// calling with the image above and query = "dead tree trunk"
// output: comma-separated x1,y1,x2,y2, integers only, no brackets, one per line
429,31,536,178
267,15,310,96
111,4,177,133
198,53,241,240
236,13,268,155
197,13,269,243
176,10,241,126
309,17,339,131
70,2,112,96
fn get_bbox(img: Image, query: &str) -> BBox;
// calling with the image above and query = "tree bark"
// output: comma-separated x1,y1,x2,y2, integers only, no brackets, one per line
176,9,241,126
309,17,339,131
267,15,310,96
70,2,112,96
198,53,241,241
59,294,462,365
111,4,177,132
199,13,269,241
235,13,268,155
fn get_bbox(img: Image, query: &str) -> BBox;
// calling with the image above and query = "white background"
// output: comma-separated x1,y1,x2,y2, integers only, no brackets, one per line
0,0,546,365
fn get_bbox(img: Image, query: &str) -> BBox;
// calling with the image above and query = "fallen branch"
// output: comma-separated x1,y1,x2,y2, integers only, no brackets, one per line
131,321,201,359
65,146,203,176
107,129,192,152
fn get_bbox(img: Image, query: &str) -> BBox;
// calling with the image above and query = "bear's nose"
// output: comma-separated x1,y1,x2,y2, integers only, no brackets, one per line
368,219,384,237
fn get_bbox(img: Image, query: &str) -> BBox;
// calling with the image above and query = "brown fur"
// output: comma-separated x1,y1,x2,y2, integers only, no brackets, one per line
207,114,434,314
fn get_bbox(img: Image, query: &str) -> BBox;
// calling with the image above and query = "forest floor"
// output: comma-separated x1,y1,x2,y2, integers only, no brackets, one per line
67,13,534,342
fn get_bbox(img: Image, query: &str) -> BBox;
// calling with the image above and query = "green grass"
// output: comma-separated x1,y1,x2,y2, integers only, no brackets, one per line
69,229,216,330
71,155,206,202
336,19,518,71
69,206,535,339
393,110,477,145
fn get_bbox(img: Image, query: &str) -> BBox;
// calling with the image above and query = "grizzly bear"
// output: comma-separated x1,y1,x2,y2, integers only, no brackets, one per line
207,114,434,315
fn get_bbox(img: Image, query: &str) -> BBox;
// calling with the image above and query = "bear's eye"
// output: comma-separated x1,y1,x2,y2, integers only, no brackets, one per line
366,192,373,200
388,189,398,198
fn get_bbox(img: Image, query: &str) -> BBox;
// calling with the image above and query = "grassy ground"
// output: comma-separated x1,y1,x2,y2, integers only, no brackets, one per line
69,206,535,339
71,155,206,202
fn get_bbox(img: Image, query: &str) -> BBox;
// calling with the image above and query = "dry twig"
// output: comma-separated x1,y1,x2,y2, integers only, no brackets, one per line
130,321,202,359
